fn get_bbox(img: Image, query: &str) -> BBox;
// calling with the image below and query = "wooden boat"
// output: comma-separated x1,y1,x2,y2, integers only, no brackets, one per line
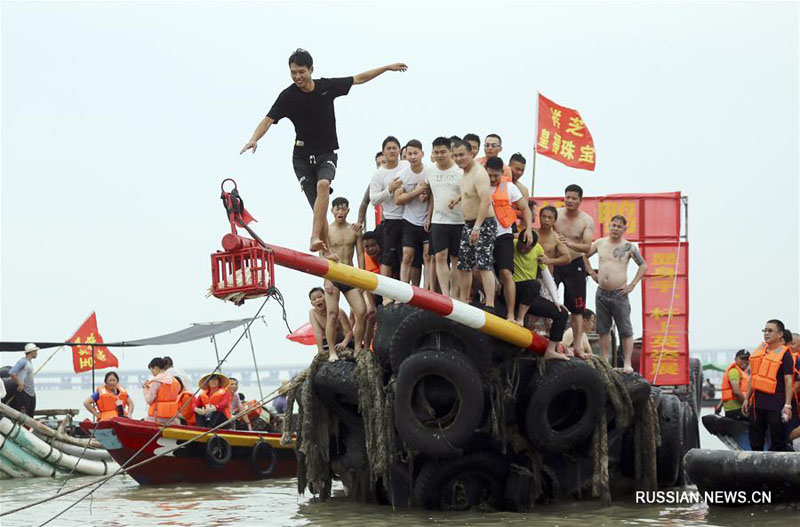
82,417,297,485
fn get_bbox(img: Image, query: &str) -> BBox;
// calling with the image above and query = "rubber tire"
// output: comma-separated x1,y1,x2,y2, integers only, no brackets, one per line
689,358,703,411
522,360,606,454
617,372,652,409
373,303,417,369
656,394,684,487
386,307,492,375
413,450,508,511
394,349,484,458
205,435,232,469
314,359,359,406
375,462,414,508
250,439,276,478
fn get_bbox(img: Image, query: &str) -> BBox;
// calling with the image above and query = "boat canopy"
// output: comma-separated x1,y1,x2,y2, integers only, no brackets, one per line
0,318,261,352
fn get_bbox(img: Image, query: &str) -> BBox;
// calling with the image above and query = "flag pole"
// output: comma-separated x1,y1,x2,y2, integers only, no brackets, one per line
91,345,95,392
34,345,65,376
531,91,540,198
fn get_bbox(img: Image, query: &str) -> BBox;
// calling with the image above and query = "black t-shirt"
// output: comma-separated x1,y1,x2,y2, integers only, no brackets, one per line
267,77,354,154
753,351,795,411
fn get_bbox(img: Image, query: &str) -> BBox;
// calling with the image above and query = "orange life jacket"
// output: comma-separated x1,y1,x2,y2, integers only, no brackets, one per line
177,391,195,425
147,378,180,419
96,386,128,421
492,181,518,228
244,400,262,422
364,252,380,274
749,342,789,395
198,388,232,419
720,363,749,403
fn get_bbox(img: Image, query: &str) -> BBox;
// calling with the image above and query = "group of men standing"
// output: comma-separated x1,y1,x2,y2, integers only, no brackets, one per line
240,49,647,366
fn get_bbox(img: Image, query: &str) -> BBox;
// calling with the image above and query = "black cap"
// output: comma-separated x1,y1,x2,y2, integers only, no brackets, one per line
735,349,750,359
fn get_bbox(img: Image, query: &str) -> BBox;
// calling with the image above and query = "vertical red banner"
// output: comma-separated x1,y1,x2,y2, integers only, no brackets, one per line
639,243,689,385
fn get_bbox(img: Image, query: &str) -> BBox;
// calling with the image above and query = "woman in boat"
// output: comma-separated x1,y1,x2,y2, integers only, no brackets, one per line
84,371,133,421
194,373,232,429
143,357,180,424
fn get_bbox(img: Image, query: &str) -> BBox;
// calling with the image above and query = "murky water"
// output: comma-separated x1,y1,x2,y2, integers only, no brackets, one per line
1,389,797,526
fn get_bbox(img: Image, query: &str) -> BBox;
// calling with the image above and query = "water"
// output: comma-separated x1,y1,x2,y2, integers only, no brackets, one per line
1,390,797,526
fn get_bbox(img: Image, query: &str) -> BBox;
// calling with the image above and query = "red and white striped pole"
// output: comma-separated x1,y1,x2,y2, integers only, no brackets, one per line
264,243,548,355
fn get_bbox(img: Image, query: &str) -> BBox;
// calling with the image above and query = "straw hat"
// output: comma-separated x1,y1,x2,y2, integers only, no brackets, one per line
198,372,230,390
24,343,40,354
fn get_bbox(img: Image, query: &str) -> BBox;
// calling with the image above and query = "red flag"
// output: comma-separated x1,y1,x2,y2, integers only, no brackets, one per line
536,94,596,171
286,322,316,346
70,312,118,373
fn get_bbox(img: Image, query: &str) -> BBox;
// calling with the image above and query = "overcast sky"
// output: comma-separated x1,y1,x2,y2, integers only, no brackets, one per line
2,1,798,373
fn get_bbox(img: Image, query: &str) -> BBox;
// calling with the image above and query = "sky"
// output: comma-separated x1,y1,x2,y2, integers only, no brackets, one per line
2,1,798,373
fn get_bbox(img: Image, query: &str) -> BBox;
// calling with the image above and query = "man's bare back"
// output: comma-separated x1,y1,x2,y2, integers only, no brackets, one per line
460,163,494,221
593,237,644,291
555,208,594,259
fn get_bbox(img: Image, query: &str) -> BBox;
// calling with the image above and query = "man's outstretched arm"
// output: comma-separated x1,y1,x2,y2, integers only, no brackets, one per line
353,63,408,85
240,116,275,154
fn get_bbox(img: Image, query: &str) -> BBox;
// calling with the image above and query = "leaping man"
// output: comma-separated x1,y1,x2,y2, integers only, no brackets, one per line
240,48,407,260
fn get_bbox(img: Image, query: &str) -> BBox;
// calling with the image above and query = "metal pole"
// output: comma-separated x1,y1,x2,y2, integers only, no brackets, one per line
90,345,95,392
211,335,221,366
531,91,540,197
682,196,689,242
246,328,264,401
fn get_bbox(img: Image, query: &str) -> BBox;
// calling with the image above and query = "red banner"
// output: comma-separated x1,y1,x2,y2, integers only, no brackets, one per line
536,94,596,171
70,312,118,373
532,192,681,242
639,243,689,386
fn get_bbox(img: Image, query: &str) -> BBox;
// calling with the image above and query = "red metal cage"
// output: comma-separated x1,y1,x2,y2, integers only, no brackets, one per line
210,246,274,302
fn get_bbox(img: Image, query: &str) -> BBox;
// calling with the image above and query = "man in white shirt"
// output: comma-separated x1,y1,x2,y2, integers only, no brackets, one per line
394,140,430,286
369,136,409,280
425,137,464,297
486,157,533,322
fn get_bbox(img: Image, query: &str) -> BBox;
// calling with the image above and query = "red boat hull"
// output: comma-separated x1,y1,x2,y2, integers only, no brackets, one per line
82,417,297,485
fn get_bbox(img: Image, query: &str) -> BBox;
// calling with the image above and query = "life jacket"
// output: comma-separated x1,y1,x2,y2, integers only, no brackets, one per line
364,252,380,274
198,387,232,419
147,378,180,419
244,400,262,422
492,181,517,228
177,391,195,425
96,386,128,421
720,363,749,403
749,342,789,395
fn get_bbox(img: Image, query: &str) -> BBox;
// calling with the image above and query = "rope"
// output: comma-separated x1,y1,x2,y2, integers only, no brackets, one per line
8,288,287,525
246,328,264,402
56,420,100,493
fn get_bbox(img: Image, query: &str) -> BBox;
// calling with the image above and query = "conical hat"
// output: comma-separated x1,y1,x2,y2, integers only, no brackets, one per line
198,372,230,390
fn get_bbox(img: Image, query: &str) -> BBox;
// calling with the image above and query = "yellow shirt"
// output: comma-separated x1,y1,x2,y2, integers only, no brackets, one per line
512,240,546,282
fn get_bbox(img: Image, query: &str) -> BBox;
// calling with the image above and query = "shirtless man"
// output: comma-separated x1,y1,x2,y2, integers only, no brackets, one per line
308,287,353,357
508,153,530,203
536,206,571,273
463,133,481,160
425,136,464,298
240,49,406,258
453,141,496,308
585,215,647,372
324,197,367,360
554,184,595,359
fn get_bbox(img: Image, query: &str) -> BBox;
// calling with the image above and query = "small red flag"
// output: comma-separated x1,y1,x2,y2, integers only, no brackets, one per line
70,312,118,373
536,94,596,171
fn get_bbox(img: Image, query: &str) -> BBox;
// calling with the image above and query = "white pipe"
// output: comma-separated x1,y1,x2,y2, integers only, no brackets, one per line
0,453,32,478
0,432,58,477
32,432,114,462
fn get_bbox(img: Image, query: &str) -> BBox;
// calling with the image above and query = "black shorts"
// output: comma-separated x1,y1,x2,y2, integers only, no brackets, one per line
493,233,515,272
291,150,337,208
553,257,587,314
332,281,354,294
431,223,462,257
380,219,404,267
402,221,427,268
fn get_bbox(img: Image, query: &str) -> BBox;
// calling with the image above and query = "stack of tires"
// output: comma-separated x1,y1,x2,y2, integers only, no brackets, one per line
314,305,696,510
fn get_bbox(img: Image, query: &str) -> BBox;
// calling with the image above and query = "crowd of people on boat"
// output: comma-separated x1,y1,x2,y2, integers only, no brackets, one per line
300,135,645,369
80,356,288,431
715,324,800,451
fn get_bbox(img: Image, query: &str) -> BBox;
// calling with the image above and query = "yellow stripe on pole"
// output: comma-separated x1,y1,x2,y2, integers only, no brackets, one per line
324,261,380,291
481,313,534,349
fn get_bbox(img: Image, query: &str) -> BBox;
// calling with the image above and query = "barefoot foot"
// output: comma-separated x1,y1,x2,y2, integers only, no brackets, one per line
543,348,570,361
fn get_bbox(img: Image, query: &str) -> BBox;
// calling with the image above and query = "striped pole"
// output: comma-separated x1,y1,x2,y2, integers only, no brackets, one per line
264,243,548,355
